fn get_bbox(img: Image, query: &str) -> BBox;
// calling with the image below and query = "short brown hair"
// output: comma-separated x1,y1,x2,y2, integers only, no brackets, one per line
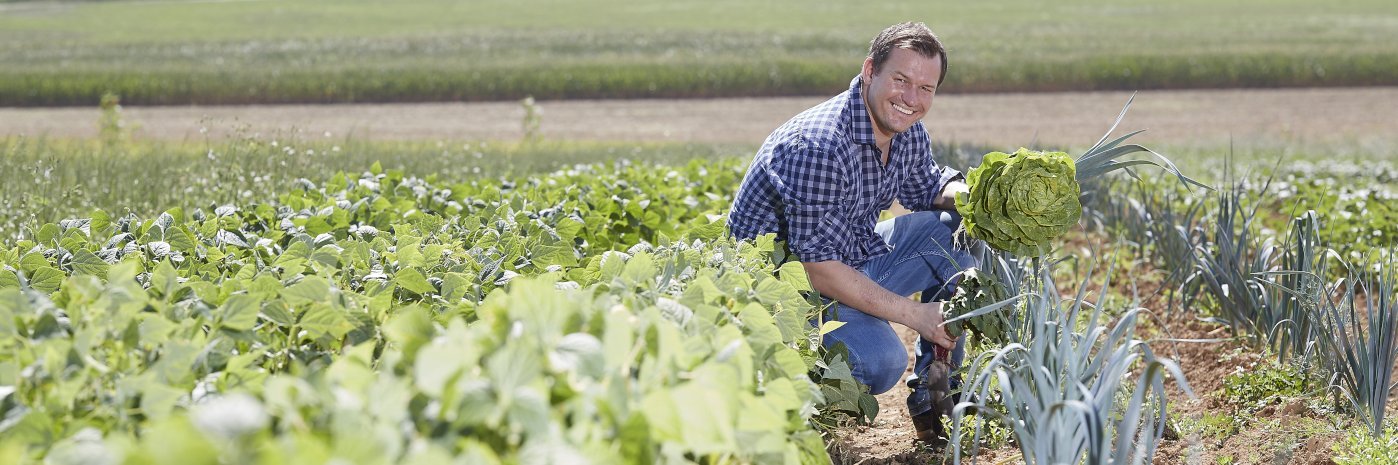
868,22,948,86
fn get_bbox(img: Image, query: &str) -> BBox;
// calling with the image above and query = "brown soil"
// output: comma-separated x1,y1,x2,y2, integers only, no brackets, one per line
3,88,1397,150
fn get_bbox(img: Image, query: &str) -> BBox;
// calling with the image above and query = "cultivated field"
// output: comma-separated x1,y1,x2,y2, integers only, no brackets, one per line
3,0,1397,464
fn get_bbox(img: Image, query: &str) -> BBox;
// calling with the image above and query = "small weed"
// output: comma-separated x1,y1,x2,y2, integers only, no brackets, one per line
1333,426,1398,465
1222,361,1312,413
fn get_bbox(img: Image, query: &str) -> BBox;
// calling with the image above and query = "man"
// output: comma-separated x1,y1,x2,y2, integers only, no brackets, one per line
727,22,975,442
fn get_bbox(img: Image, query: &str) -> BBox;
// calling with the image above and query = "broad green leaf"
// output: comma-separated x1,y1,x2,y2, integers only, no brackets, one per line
414,327,481,396
684,216,727,242
680,275,723,307
555,216,584,241
303,217,332,236
69,249,109,279
186,281,220,305
550,332,604,379
737,303,782,351
762,377,804,413
530,241,577,269
753,276,801,307
298,303,353,341
486,339,541,391
219,294,261,331
137,314,177,348
150,340,200,385
109,260,140,286
282,276,331,306
215,230,250,249
166,227,196,254
620,252,656,286
35,223,60,245
260,301,296,328
777,260,812,292
597,251,627,282
309,247,340,269
819,320,846,336
18,253,48,274
660,381,738,453
602,310,635,374
57,229,89,252
138,415,219,460
773,347,809,378
737,392,785,432
383,305,434,354
153,212,175,236
393,268,435,296
90,210,112,236
150,260,179,299
28,267,64,294
440,272,471,302
857,393,879,423
0,269,19,290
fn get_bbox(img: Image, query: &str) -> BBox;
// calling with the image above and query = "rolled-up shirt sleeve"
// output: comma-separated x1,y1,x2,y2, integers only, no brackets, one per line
767,138,851,263
898,144,964,211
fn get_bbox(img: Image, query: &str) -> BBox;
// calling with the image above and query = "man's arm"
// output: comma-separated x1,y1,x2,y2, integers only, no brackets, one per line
804,260,955,349
932,180,969,211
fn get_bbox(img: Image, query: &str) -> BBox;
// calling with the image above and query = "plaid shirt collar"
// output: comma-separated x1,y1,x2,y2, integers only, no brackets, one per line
845,76,879,147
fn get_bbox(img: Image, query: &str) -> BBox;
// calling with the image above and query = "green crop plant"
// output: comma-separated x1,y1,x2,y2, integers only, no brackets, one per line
947,259,1192,464
1184,172,1278,346
957,148,1083,257
0,161,883,464
0,135,751,241
958,95,1204,258
942,267,1016,345
1316,251,1398,437
1255,211,1328,365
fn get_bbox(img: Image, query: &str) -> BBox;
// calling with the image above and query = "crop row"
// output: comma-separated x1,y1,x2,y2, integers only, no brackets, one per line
0,161,870,464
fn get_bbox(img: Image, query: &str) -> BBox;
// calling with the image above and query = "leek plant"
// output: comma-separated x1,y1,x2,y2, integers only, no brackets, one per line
1256,211,1326,364
1187,175,1330,367
1085,177,1207,314
1317,252,1398,437
1134,182,1207,304
948,260,1192,464
1183,175,1278,346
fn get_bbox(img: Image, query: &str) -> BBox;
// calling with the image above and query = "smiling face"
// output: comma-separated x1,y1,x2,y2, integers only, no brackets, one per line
861,47,942,149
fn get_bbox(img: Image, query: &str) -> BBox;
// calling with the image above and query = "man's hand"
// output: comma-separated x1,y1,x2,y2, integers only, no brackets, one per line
933,180,969,211
804,260,956,349
911,301,955,348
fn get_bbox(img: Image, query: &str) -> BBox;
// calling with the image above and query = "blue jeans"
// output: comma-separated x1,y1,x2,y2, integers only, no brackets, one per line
819,211,977,402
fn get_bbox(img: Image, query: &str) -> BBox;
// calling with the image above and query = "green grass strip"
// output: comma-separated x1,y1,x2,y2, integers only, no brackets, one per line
2,0,1395,105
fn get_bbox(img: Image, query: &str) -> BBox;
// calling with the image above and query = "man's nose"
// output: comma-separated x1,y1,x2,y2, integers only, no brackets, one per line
901,91,920,107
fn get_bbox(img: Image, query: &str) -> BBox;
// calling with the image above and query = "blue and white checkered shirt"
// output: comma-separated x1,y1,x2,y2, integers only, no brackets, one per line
728,75,963,268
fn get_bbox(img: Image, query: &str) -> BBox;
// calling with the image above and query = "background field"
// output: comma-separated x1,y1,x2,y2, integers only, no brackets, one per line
2,0,1396,105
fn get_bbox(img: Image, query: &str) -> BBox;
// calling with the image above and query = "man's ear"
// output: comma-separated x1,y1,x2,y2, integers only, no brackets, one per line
861,57,875,82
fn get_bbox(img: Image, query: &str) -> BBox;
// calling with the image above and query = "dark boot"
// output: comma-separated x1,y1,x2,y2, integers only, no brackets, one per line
907,345,954,444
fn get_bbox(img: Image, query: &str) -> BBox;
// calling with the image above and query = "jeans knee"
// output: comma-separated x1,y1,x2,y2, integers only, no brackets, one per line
901,210,943,233
852,343,908,395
